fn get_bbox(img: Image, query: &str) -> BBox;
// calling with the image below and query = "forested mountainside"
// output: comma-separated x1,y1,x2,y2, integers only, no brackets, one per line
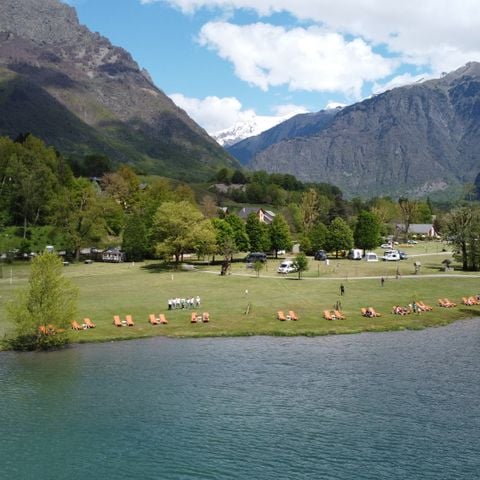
239,63,480,198
0,0,237,180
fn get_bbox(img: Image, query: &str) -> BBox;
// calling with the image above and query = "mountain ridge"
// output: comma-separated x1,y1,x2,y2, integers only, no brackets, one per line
239,63,480,198
0,0,237,180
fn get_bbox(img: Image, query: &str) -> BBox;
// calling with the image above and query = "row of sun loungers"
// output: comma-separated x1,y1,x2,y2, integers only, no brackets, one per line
323,310,345,320
277,310,299,321
71,318,96,330
191,312,210,323
462,297,480,306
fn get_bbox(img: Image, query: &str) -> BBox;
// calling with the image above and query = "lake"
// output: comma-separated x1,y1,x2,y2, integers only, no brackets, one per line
1,320,480,479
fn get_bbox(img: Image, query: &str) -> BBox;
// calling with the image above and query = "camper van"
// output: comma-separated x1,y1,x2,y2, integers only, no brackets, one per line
348,249,363,260
277,260,297,274
365,252,378,262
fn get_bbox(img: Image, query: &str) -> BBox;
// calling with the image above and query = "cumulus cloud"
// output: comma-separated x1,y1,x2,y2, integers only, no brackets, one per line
199,22,395,97
169,93,307,133
169,93,246,133
141,0,480,72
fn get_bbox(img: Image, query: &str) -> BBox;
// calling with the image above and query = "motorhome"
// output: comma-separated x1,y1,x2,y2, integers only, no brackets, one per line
348,249,363,260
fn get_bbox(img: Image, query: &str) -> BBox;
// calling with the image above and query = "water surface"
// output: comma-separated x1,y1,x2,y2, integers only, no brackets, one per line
1,320,480,479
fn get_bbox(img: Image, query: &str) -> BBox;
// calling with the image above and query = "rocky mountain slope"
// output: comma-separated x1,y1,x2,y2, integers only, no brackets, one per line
0,0,237,180
227,107,341,164
242,63,480,198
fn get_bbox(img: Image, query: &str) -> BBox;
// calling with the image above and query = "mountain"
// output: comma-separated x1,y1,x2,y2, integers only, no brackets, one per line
239,63,480,198
213,111,305,147
0,0,237,180
227,107,341,164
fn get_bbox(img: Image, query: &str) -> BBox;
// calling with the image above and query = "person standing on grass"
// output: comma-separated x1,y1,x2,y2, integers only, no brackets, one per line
340,284,345,296
381,277,385,287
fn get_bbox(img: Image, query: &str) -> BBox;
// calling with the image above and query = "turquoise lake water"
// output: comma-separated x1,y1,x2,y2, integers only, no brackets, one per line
1,320,480,479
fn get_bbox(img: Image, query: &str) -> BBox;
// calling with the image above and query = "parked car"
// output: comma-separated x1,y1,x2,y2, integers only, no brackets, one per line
398,251,408,260
381,243,393,249
407,240,418,244
382,252,400,261
277,260,297,274
245,252,267,264
314,250,327,261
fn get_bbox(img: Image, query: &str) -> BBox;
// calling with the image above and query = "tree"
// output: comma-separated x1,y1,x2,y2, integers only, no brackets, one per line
325,217,354,258
245,213,270,252
225,214,250,252
294,252,309,279
211,218,236,274
300,188,320,234
269,214,292,258
101,165,140,212
51,178,120,261
308,222,328,254
5,253,77,350
398,197,418,241
122,213,150,261
446,207,480,271
354,211,381,254
153,201,212,264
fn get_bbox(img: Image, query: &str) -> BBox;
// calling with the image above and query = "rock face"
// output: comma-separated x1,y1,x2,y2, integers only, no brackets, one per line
0,0,236,180
227,108,340,164
244,63,480,198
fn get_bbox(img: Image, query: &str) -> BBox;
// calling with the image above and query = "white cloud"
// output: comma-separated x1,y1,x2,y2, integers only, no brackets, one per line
199,22,396,97
169,93,246,133
141,0,480,73
169,93,307,134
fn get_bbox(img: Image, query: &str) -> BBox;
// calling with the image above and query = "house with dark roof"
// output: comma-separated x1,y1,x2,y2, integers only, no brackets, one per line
238,207,276,224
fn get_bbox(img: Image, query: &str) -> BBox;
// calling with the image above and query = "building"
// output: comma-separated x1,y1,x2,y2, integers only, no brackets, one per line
396,224,438,238
238,207,276,224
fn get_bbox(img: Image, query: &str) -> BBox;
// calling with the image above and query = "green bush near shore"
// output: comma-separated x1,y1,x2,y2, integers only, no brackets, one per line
0,246,478,348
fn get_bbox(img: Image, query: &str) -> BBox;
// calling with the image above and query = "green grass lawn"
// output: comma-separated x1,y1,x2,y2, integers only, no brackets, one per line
1,242,479,348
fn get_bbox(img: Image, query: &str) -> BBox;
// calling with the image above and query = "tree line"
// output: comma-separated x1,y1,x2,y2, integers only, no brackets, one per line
1,134,479,271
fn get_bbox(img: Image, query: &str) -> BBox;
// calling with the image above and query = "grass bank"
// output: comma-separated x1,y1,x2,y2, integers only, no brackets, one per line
1,243,479,348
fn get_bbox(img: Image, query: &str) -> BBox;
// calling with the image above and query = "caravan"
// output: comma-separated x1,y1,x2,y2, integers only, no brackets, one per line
365,252,378,262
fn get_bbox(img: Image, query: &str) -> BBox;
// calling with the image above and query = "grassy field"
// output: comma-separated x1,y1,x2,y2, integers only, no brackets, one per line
1,242,479,347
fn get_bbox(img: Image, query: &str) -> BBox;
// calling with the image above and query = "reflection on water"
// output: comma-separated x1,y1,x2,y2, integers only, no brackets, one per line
1,320,480,479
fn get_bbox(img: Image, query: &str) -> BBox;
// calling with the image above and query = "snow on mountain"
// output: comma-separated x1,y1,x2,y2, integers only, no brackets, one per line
213,112,302,147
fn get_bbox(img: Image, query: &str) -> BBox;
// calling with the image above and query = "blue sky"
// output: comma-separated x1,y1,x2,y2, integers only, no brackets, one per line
64,0,480,133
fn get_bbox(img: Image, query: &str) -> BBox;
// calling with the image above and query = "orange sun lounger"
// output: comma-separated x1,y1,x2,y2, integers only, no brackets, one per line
323,310,334,321
126,315,135,326
149,314,159,325
159,314,168,324
84,318,95,328
191,312,198,323
288,310,298,321
277,311,287,321
202,312,210,323
113,315,123,327
71,320,83,330
334,310,345,320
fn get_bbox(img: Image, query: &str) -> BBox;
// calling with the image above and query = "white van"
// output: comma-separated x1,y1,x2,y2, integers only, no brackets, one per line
348,249,363,260
365,252,378,262
277,260,297,274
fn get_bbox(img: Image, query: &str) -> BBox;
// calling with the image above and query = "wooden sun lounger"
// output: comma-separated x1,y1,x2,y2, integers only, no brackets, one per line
369,308,381,317
334,309,345,320
277,310,287,321
288,310,298,321
113,315,122,327
84,318,95,328
361,307,367,317
191,312,198,323
323,310,334,321
149,314,159,325
202,312,210,323
159,314,168,324
71,320,83,330
126,315,135,326
417,301,432,311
